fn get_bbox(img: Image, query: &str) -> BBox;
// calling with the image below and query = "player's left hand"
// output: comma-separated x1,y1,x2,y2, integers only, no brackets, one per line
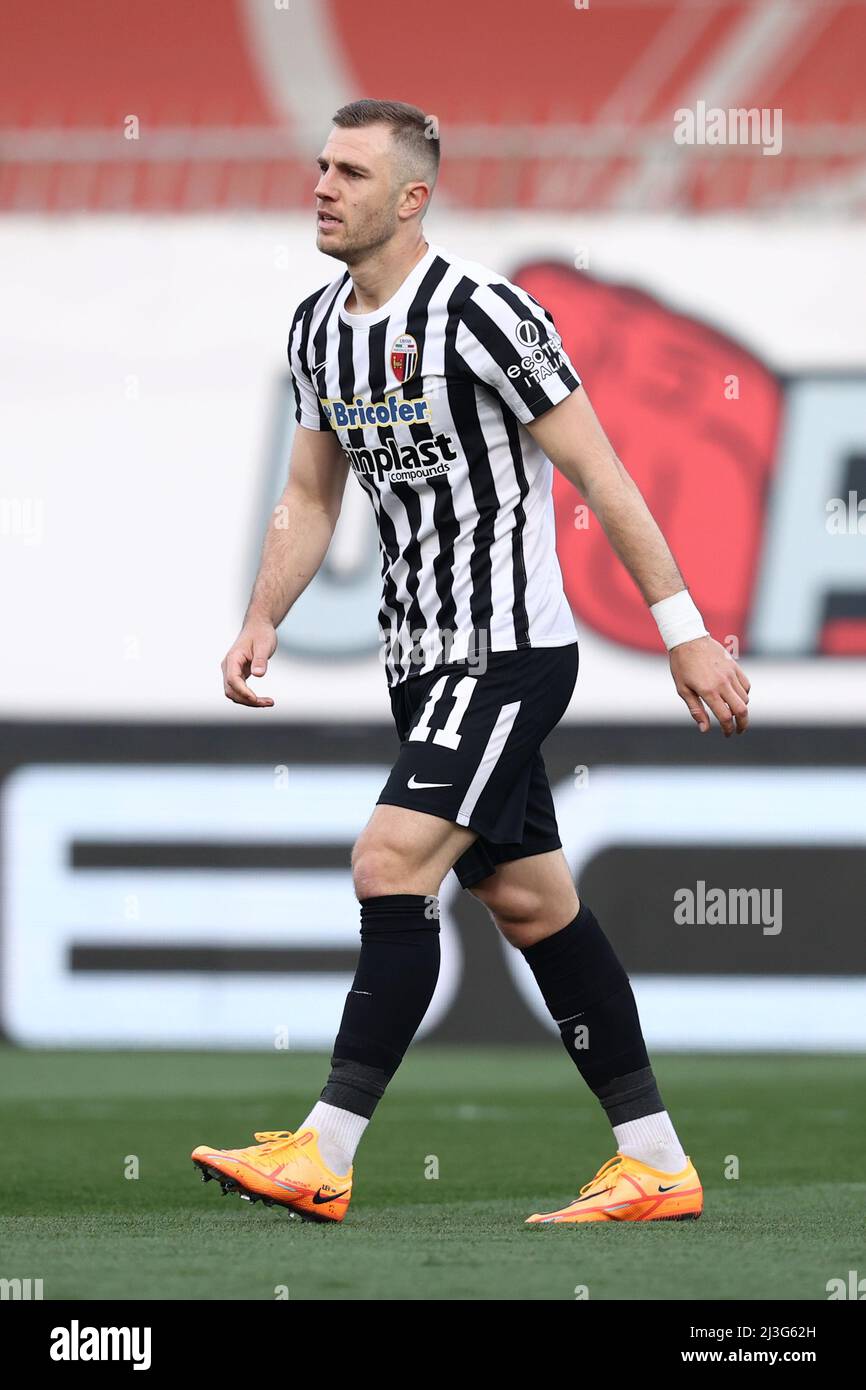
669,636,750,736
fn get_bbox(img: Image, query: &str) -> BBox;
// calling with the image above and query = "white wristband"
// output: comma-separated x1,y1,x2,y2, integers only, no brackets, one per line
650,589,708,651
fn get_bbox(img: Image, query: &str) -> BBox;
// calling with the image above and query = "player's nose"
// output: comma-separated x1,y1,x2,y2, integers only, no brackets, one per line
314,168,337,200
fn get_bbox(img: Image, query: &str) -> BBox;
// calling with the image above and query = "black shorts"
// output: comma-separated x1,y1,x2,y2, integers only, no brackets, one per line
377,642,579,890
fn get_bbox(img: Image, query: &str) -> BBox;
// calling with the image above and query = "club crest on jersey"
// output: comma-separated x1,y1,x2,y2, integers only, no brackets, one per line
390,333,418,384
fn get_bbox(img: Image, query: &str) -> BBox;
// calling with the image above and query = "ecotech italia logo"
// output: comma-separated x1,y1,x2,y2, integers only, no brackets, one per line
320,392,458,485
509,317,566,386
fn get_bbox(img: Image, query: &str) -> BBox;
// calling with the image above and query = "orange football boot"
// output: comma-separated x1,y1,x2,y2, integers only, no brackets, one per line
526,1152,702,1224
191,1128,352,1222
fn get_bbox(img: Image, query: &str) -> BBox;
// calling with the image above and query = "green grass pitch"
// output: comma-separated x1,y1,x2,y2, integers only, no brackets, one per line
1,1045,863,1301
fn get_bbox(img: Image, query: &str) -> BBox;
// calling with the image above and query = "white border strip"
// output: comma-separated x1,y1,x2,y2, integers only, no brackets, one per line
457,701,521,826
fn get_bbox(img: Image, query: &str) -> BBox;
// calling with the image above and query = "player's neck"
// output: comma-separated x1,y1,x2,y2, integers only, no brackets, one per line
344,235,429,315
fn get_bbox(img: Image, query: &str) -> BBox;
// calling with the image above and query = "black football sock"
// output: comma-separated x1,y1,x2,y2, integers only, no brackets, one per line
520,900,666,1125
319,893,440,1120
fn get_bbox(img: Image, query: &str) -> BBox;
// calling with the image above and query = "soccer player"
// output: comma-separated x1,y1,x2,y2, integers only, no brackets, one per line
192,100,750,1225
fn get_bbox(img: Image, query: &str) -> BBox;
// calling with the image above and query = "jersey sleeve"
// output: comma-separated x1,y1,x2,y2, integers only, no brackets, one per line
455,280,581,423
288,301,331,431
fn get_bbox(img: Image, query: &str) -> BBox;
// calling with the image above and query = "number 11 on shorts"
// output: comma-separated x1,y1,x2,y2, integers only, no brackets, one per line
408,675,477,750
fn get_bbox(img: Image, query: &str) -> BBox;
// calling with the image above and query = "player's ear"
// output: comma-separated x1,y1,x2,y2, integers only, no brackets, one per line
399,181,430,219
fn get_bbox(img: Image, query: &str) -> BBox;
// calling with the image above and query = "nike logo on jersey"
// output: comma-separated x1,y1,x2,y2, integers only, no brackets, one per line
407,775,452,790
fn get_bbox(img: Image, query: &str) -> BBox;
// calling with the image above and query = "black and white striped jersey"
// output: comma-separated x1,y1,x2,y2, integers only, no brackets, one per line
288,241,580,687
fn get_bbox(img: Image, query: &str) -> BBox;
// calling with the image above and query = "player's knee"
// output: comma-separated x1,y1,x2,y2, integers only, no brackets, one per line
495,914,551,948
472,881,547,946
351,833,408,901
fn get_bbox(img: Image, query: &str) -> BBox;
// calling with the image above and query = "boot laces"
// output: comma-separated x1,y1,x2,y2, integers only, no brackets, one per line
578,1155,622,1196
252,1130,296,1155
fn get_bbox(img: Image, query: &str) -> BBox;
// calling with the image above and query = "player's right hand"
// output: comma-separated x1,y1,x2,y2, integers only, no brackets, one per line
221,621,277,708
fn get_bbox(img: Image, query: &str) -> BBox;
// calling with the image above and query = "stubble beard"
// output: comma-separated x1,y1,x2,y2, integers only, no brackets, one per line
318,205,399,266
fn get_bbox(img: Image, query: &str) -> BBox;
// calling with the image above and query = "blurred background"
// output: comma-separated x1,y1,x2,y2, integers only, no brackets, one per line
2,0,865,1057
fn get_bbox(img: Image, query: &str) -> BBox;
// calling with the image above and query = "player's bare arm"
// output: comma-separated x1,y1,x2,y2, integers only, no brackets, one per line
221,425,349,708
527,387,750,737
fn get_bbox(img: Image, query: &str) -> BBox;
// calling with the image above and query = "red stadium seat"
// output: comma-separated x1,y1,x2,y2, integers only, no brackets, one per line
1,0,864,212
